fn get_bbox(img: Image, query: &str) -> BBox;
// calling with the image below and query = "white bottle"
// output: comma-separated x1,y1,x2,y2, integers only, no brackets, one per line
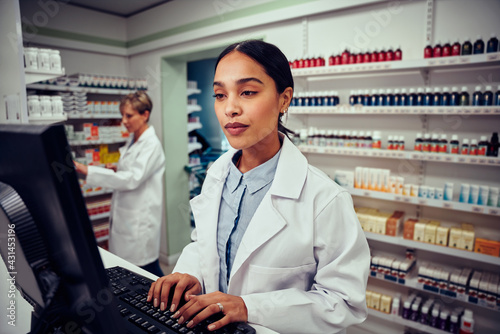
391,296,400,316
49,50,62,72
39,96,52,116
459,309,474,333
27,95,41,118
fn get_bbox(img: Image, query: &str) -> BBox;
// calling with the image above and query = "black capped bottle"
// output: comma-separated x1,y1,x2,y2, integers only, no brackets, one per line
473,35,485,54
470,139,479,155
422,133,431,153
439,134,448,154
441,87,450,106
414,132,423,151
495,85,500,106
483,85,493,106
462,37,473,55
450,134,460,154
459,86,470,106
430,133,440,153
472,86,483,106
487,34,499,53
450,86,460,106
478,135,489,156
461,138,470,155
432,87,442,106
424,87,433,106
488,132,499,157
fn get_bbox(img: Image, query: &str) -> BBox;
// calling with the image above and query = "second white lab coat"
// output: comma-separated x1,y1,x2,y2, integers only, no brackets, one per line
86,126,165,266
174,134,370,334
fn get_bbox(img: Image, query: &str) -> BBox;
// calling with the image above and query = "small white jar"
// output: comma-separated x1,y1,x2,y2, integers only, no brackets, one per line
27,95,41,117
39,96,52,116
49,50,62,72
51,96,64,116
37,49,51,71
24,47,39,70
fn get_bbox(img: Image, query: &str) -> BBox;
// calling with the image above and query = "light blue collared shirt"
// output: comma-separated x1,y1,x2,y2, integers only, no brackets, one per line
217,148,281,293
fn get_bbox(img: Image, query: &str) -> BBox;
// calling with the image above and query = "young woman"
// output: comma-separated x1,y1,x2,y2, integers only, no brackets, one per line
75,91,165,277
148,40,370,333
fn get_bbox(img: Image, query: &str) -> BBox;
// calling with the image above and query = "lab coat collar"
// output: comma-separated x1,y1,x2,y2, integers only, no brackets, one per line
206,134,307,200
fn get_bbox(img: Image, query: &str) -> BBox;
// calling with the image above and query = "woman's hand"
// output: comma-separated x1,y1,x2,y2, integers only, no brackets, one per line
105,163,117,172
147,272,202,313
73,161,88,176
173,291,248,331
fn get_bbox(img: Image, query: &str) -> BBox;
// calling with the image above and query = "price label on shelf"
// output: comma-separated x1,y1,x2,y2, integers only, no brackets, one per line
403,197,412,203
418,199,427,205
486,53,500,61
488,208,499,215
448,58,458,64
478,158,486,164
469,158,478,163
443,202,453,209
428,60,437,66
444,156,453,162
471,206,484,213
363,191,371,197
394,195,402,201
459,57,471,64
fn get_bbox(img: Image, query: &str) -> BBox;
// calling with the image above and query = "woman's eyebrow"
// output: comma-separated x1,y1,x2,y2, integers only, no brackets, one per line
213,77,264,87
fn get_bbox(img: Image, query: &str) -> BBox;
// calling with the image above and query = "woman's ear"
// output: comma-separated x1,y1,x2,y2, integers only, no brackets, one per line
280,87,294,111
143,110,151,122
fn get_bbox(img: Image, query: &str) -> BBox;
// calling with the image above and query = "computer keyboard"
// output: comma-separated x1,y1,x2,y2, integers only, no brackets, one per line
106,266,256,334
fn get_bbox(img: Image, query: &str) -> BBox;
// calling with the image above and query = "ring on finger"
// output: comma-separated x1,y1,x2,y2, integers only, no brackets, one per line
216,302,224,313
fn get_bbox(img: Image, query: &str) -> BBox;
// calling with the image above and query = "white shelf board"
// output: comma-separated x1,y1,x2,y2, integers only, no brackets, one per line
28,115,67,124
188,142,203,154
187,104,202,114
187,88,201,96
27,83,138,95
299,146,500,167
188,122,202,133
292,53,500,79
289,106,500,115
368,309,451,334
89,212,110,221
365,232,500,266
67,113,122,119
25,68,65,85
349,188,500,217
83,189,113,198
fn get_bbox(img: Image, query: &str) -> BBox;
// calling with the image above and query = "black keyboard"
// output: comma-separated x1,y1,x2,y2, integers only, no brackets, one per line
106,266,256,334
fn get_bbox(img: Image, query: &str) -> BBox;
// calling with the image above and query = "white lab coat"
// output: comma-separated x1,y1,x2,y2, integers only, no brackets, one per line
174,134,370,334
86,126,165,266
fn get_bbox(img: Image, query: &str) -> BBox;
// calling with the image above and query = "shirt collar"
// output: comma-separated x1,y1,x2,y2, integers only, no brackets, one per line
226,148,282,194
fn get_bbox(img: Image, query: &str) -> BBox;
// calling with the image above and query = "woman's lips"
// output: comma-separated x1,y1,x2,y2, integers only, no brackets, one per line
225,122,248,135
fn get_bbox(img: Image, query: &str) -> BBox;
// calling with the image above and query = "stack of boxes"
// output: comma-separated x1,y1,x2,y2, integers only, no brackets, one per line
356,208,405,235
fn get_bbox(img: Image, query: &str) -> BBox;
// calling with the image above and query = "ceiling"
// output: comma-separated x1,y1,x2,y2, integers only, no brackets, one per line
67,0,174,18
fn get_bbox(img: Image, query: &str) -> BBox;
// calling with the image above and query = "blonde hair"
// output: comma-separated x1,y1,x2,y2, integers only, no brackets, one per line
120,91,152,121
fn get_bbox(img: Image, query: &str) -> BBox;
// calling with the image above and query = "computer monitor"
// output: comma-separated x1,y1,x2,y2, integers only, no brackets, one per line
0,124,125,333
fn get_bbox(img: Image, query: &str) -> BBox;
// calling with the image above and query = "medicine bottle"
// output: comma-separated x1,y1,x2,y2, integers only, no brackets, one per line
420,304,430,325
487,34,499,53
370,89,379,106
356,50,364,64
386,88,395,106
461,37,472,55
488,132,499,157
441,87,450,106
459,86,470,106
424,43,433,58
387,135,394,150
473,35,485,54
450,134,460,154
478,136,489,156
450,87,460,106
433,41,442,57
439,134,448,153
24,47,39,70
394,46,402,60
400,88,408,106
391,296,400,316
402,300,411,319
439,309,450,331
495,85,500,106
408,88,417,106
410,300,421,322
483,85,493,106
398,136,405,150
461,139,470,155
449,312,459,334
393,88,401,106
378,89,386,106
422,133,431,152
472,86,483,106
416,87,425,106
451,40,461,56
341,48,350,65
27,95,41,117
372,131,382,149
469,139,478,155
430,133,440,153
414,133,423,151
37,48,51,71
432,87,442,106
386,47,394,61
442,40,452,57
459,309,474,334
49,50,62,72
424,87,433,106
39,95,52,116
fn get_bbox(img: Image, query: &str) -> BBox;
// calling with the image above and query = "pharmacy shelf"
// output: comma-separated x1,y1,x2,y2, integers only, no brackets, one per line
67,113,122,119
299,146,500,167
292,52,500,79
69,138,127,146
368,309,451,334
25,68,65,85
83,189,113,198
27,83,137,95
188,122,202,133
28,115,68,124
369,272,500,312
349,188,500,217
89,212,110,221
187,104,202,114
365,232,499,266
187,88,201,96
188,142,203,154
289,106,500,115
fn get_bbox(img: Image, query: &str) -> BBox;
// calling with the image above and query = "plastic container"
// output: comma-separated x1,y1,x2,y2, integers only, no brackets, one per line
450,86,460,106
461,37,472,55
394,46,402,60
483,85,493,106
51,96,64,116
402,300,411,319
488,132,499,157
49,50,62,72
472,86,483,106
450,134,460,154
433,41,443,57
24,47,39,70
473,36,485,54
39,95,52,116
441,87,450,106
478,136,489,156
414,133,423,151
424,44,433,58
459,309,474,334
459,86,470,106
452,40,461,56
442,41,452,57
487,34,499,53
432,87,442,106
461,138,470,155
27,95,41,117
495,85,500,106
37,48,51,71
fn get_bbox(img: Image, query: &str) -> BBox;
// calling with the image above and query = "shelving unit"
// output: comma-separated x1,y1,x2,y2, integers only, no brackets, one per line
25,68,65,85
291,45,500,333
